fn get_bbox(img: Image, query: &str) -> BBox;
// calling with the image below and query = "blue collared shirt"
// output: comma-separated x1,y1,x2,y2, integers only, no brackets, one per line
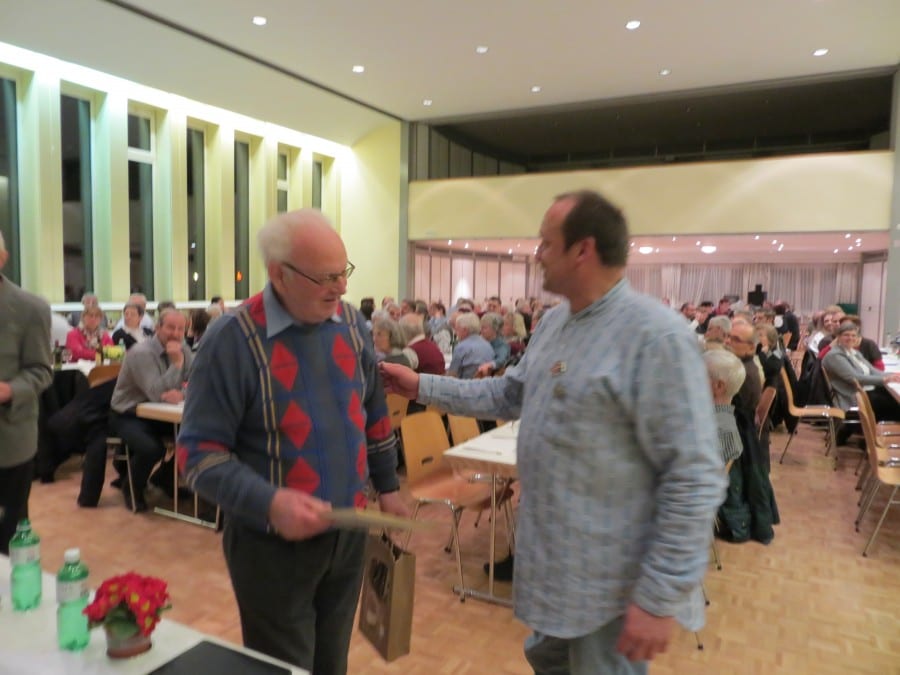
419,279,725,637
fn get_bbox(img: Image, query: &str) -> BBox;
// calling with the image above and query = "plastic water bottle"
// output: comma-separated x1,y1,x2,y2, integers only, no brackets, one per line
9,519,42,611
57,548,90,651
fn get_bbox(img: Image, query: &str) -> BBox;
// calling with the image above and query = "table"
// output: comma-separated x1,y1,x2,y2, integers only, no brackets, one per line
0,556,307,674
134,403,217,530
888,382,900,406
443,422,518,607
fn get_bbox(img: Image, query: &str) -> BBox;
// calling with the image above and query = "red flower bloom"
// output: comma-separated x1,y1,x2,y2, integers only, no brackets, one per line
83,572,171,637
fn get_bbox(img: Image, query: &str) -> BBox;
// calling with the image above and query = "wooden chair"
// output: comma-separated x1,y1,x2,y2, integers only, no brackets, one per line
853,389,900,556
755,385,777,441
779,367,845,465
88,363,121,387
399,411,499,600
386,393,409,432
447,414,481,446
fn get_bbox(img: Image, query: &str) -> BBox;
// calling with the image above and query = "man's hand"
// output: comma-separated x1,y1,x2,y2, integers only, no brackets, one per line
378,491,410,519
475,362,494,378
379,362,420,399
268,488,332,540
615,603,675,662
0,381,12,404
160,389,184,404
165,340,185,368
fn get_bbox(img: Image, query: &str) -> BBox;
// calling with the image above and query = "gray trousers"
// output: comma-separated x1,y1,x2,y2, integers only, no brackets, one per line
524,616,648,675
223,521,367,675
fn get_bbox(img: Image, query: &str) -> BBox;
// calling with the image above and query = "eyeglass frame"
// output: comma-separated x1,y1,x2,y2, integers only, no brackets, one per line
281,260,355,286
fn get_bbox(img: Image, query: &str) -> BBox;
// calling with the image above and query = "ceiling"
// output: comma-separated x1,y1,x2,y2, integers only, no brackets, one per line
3,1,898,151
418,231,890,264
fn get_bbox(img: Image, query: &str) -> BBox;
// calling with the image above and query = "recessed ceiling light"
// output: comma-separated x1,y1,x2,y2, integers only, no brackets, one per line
813,48,829,57
754,235,760,240
848,245,854,251
625,20,641,30
638,246,654,254
447,240,452,245
659,68,671,77
777,244,784,251
422,99,433,106
352,65,365,74
655,248,660,253
475,45,489,54
845,233,851,238
695,240,701,246
508,248,513,254
531,85,542,93
855,242,861,247
672,236,677,242
855,238,862,243
700,245,717,254
251,16,267,26
464,242,469,249
833,248,839,254
771,239,778,245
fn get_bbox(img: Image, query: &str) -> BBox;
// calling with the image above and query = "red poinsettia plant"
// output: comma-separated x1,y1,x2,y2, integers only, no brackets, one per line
83,572,172,638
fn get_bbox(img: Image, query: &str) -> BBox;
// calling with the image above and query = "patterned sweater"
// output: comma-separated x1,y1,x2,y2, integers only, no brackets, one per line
178,285,399,533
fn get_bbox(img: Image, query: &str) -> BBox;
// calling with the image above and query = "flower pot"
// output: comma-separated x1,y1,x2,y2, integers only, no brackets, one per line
104,624,152,659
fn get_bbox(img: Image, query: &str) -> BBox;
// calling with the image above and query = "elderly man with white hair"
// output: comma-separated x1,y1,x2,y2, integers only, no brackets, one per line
703,349,747,466
703,315,731,350
0,231,53,554
447,310,494,379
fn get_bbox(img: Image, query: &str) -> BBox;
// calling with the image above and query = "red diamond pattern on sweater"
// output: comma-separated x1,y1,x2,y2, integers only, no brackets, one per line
271,341,299,391
354,492,367,508
280,401,312,448
247,295,266,326
286,457,320,494
348,391,364,432
332,334,356,380
356,441,367,480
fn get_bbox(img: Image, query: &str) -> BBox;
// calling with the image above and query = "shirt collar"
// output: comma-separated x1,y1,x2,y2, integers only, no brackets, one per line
568,277,629,320
262,282,343,339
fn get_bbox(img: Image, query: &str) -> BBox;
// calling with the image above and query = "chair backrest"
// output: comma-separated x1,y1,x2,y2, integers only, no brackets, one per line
88,363,121,388
400,411,451,486
447,414,481,446
756,386,777,438
855,388,881,474
385,393,409,431
779,367,800,415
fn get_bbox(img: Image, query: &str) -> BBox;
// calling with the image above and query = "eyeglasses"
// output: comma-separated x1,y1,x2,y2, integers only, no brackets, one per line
281,261,355,286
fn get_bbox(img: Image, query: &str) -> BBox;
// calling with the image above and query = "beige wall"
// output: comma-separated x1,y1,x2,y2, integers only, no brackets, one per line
409,151,895,239
340,122,404,305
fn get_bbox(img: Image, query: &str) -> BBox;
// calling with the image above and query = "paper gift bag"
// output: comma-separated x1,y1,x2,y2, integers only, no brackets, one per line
358,532,416,661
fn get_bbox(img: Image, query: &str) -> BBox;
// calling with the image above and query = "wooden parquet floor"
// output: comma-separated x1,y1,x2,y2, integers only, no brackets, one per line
23,425,900,674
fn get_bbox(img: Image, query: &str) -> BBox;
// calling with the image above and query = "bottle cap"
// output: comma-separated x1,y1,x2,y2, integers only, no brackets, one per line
16,518,31,531
64,548,80,563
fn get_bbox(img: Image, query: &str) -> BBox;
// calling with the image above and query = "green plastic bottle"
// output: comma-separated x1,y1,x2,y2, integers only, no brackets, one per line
56,548,90,651
9,519,42,611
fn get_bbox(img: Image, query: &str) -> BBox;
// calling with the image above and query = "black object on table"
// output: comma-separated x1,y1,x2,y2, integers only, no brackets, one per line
149,640,292,675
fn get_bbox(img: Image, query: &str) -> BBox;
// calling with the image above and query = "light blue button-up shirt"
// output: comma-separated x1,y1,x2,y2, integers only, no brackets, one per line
418,279,726,637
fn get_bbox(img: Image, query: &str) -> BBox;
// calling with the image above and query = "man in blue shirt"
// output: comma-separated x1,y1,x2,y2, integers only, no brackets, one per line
382,190,725,674
447,312,494,379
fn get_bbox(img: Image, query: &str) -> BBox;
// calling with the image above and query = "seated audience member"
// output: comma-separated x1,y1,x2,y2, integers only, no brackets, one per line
818,314,883,370
112,293,154,332
68,293,106,328
774,302,800,350
806,310,826,354
65,306,113,361
186,308,212,352
210,295,227,314
111,302,153,350
109,309,193,512
475,312,510,377
704,350,746,466
448,311,494,379
815,306,845,355
822,322,900,424
704,315,731,350
428,301,449,336
372,317,417,369
385,302,402,321
501,311,528,363
359,297,375,330
399,313,445,375
755,324,783,388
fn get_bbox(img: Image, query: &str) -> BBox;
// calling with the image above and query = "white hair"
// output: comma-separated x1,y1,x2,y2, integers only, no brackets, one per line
257,208,332,264
708,316,732,334
704,349,746,400
399,313,425,342
455,312,481,335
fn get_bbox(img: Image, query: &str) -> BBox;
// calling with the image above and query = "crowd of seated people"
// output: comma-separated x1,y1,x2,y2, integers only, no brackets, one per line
65,305,113,361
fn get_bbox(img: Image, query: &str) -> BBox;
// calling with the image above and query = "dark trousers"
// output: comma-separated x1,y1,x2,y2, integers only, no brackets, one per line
223,521,367,675
110,412,171,494
869,387,900,422
0,459,34,555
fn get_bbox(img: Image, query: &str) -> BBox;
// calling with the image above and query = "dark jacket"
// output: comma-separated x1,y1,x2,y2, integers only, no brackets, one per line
717,406,780,544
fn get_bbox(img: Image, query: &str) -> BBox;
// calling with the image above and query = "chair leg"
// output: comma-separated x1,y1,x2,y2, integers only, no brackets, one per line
862,486,898,557
710,539,722,571
694,631,704,650
448,506,466,601
701,581,710,606
124,445,137,514
856,482,881,531
779,430,795,464
444,509,462,554
403,502,423,550
855,463,870,491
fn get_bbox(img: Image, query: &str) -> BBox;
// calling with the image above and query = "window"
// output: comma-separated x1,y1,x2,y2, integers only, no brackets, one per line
234,140,250,298
60,94,93,301
0,77,19,284
128,112,154,298
276,151,288,213
186,128,205,300
312,159,323,210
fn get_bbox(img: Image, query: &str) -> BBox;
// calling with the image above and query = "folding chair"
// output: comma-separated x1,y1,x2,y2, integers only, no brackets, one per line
779,368,845,464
